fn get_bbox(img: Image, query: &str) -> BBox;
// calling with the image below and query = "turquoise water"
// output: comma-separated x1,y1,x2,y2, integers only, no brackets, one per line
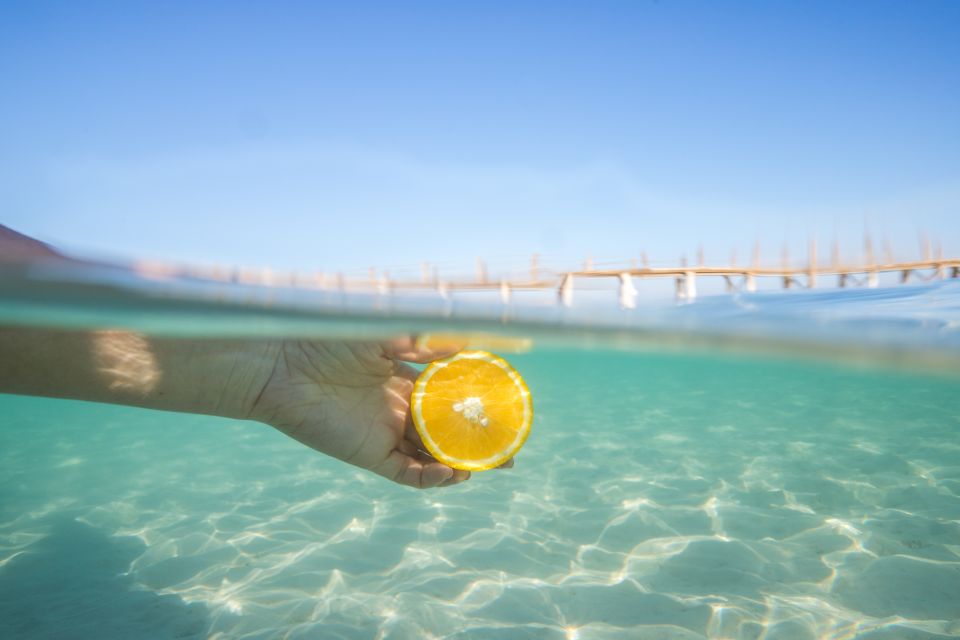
2,348,959,639
2,268,960,639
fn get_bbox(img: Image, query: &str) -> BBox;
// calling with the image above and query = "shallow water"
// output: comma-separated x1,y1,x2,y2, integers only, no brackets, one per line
2,346,959,639
2,262,960,638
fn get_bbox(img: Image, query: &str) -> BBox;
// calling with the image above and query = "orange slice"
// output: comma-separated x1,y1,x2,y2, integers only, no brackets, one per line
411,350,533,471
416,333,533,354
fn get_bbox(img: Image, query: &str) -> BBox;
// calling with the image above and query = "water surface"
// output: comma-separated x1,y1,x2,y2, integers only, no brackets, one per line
1,269,959,639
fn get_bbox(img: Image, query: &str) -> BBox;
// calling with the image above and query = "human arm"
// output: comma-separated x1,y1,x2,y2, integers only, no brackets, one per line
0,327,477,488
0,223,486,488
0,328,272,419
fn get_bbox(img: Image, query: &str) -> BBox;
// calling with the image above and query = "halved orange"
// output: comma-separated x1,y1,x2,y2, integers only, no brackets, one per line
411,350,533,471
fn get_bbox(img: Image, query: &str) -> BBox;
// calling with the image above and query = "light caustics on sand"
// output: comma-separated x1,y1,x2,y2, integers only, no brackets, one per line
1,349,959,639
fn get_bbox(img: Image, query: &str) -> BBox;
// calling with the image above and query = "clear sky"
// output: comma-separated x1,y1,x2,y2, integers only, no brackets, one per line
2,0,958,279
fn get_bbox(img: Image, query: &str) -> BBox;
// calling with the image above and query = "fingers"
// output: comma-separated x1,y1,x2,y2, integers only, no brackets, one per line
403,409,427,450
394,362,422,384
440,468,472,487
372,443,513,489
374,447,512,490
398,456,451,488
401,413,480,485
376,450,471,489
382,335,462,364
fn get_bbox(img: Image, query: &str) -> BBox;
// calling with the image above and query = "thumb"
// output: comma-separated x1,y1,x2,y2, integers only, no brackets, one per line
382,334,464,364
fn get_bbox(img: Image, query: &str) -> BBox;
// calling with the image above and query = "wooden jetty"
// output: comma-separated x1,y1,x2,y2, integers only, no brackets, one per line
155,244,960,310
379,256,960,308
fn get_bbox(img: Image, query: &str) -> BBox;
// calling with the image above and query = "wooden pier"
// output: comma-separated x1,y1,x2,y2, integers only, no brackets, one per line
150,247,960,309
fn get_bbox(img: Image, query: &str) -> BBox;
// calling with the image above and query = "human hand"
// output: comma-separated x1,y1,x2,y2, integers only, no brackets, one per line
248,337,511,489
0,322,512,489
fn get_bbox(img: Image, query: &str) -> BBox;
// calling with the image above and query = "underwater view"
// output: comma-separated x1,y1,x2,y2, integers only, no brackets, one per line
2,274,959,640
4,1,959,638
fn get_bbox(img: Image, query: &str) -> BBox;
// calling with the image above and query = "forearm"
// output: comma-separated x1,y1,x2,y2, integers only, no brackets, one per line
0,326,277,420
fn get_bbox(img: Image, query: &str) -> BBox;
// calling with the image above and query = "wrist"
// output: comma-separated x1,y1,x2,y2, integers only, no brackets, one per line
145,336,282,421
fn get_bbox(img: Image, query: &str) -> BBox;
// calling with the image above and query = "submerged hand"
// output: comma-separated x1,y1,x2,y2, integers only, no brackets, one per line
0,318,509,489
248,337,491,489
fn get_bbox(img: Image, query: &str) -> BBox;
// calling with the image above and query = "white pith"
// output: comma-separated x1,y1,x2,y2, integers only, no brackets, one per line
453,396,488,426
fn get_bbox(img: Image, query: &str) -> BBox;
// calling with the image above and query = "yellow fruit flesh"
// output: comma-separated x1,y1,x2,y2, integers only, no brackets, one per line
413,351,532,471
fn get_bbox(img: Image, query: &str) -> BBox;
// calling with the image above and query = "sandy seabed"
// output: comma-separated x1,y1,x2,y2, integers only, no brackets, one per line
2,350,959,639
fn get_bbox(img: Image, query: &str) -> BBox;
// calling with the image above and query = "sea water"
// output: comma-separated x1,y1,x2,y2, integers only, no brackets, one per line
1,274,959,639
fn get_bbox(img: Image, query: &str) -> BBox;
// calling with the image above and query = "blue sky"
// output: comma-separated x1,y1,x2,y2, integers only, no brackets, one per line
2,0,958,279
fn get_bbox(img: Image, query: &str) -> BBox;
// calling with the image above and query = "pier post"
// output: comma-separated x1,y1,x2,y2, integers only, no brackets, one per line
377,272,390,296
559,273,574,307
619,272,637,309
865,233,878,287
781,244,791,289
683,271,697,301
807,239,817,288
499,280,511,305
745,272,757,292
